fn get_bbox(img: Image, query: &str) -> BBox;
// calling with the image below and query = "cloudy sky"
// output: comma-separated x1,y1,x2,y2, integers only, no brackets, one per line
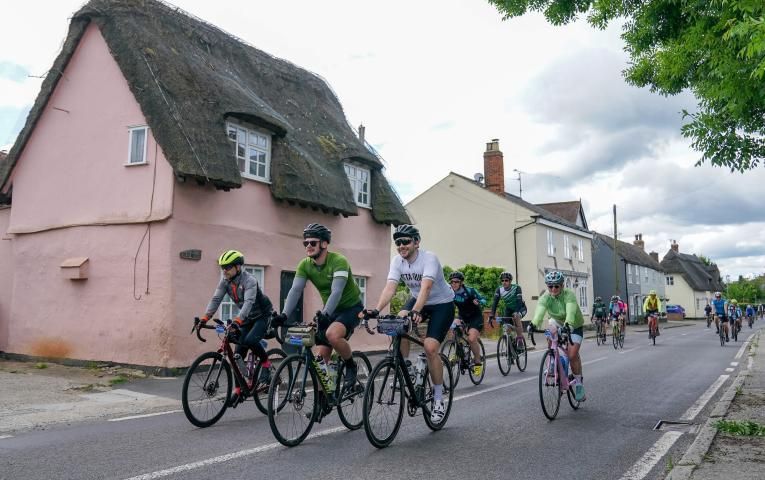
2,0,764,280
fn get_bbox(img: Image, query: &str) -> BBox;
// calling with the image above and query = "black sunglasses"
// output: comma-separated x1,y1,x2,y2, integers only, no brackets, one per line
394,238,413,246
303,240,320,247
221,264,236,271
450,280,461,284
546,284,562,289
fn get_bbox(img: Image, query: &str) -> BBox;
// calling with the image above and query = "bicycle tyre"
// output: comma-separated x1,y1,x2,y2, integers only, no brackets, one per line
363,358,405,449
253,348,287,415
720,328,725,347
440,339,461,389
497,335,511,376
567,384,581,410
468,339,486,385
733,324,738,342
182,351,232,428
267,354,318,447
612,325,619,350
336,351,372,430
618,331,625,349
422,353,454,431
651,325,656,345
596,324,603,346
515,336,528,372
539,350,561,421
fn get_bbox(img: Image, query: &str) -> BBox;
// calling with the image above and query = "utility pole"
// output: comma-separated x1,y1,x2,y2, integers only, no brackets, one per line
613,205,619,294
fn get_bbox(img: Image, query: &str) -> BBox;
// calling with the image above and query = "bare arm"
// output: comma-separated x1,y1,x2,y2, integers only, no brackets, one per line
374,280,401,312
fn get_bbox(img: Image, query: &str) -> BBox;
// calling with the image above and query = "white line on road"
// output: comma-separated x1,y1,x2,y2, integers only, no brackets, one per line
725,368,735,372
734,341,749,360
618,347,639,355
0,434,13,440
109,410,182,422
730,362,739,367
619,431,683,480
679,374,730,421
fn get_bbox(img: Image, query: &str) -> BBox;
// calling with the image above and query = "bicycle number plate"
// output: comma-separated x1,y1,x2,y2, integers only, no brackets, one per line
377,318,410,336
286,326,315,347
215,325,226,334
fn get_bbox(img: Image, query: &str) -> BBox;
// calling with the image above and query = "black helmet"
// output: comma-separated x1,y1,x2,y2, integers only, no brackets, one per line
393,224,420,241
500,271,513,281
449,271,464,282
303,223,331,242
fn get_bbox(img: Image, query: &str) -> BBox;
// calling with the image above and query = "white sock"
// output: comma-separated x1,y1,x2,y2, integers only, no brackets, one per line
575,374,583,383
434,384,443,402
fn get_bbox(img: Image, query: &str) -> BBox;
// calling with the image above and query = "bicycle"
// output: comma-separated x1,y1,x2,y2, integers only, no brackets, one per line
361,313,454,448
612,315,624,349
266,321,371,447
647,312,659,345
748,315,754,329
706,313,713,329
732,317,740,342
494,316,527,375
718,315,726,347
441,318,486,386
594,317,607,346
182,315,286,427
528,323,581,420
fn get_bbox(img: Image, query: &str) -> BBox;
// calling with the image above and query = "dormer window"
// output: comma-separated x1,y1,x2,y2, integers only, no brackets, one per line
344,163,370,208
226,122,271,182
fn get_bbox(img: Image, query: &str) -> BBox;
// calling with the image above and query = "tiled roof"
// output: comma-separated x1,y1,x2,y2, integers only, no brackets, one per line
594,232,662,270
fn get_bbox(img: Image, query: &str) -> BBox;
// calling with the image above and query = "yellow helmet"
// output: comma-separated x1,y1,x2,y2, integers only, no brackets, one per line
218,250,244,268
731,299,738,305
649,290,657,296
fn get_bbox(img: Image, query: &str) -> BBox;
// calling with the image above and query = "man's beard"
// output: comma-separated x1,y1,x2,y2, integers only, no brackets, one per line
310,247,325,260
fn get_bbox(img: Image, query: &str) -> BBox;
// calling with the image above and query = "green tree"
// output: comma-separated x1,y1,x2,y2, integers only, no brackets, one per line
487,0,765,171
697,254,717,267
726,278,762,303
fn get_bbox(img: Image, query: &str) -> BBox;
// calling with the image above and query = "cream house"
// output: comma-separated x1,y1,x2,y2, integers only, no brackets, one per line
404,140,594,317
660,241,724,318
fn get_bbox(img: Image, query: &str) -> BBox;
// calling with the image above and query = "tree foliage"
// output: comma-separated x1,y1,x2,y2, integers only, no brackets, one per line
487,0,765,171
697,254,716,267
726,276,764,303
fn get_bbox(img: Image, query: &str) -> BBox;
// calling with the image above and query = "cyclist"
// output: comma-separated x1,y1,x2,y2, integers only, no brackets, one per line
728,299,742,337
711,291,727,339
591,296,607,341
281,223,363,396
363,224,455,423
643,290,662,337
531,271,586,402
745,304,755,326
449,271,488,377
609,295,626,333
199,250,275,406
704,303,713,327
488,271,526,349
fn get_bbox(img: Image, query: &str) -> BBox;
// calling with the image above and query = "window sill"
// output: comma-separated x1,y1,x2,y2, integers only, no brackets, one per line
124,162,149,167
241,174,272,184
355,203,372,209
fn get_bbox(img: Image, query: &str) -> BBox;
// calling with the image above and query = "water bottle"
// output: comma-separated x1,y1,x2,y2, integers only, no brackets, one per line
414,353,427,387
233,353,247,374
315,356,334,391
560,354,570,376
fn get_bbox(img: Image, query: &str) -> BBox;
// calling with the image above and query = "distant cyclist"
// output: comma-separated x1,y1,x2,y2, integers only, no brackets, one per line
488,271,526,349
745,304,755,325
728,299,742,337
591,296,608,340
609,295,627,333
449,271,488,377
643,290,662,337
704,303,713,327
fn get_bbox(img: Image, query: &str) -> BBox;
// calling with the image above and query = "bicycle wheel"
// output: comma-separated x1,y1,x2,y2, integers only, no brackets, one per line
720,328,725,347
422,353,454,431
363,358,405,449
440,339,461,389
253,348,287,415
733,323,738,342
612,325,619,350
515,336,528,372
596,324,603,346
651,325,656,345
497,334,511,376
538,350,561,420
182,351,232,428
267,354,317,447
468,339,486,385
336,351,372,430
618,329,625,349
567,384,581,410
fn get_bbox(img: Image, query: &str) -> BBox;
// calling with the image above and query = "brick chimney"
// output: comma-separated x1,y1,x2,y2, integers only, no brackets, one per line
483,139,505,195
649,251,659,263
633,233,645,251
671,240,679,253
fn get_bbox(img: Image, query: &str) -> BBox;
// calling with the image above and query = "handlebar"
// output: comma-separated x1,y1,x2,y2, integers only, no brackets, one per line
191,317,225,343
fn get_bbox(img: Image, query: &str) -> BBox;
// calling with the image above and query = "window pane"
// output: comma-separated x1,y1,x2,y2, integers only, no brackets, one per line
238,157,245,172
249,159,258,176
237,144,245,158
237,129,246,143
130,128,146,164
258,163,265,178
227,126,237,141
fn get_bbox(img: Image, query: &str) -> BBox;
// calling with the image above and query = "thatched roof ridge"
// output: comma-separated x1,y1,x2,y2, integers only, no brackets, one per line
0,0,409,224
660,249,724,292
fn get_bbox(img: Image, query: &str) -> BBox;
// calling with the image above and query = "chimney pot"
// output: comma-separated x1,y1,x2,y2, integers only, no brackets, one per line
649,251,659,262
633,233,645,251
671,241,679,253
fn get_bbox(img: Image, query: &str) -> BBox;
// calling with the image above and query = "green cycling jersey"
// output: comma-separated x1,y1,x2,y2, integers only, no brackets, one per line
531,288,584,330
295,251,361,311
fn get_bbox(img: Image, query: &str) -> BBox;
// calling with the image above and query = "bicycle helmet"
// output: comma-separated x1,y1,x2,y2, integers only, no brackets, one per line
731,299,738,305
500,271,513,281
449,271,465,282
544,270,564,286
649,289,657,296
218,250,244,268
595,296,602,302
303,223,332,242
393,224,420,241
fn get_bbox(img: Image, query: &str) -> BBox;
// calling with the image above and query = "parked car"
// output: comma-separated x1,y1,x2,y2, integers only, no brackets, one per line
666,304,686,317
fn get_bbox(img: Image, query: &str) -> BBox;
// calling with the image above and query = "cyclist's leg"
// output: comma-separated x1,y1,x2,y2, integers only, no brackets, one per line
424,303,453,389
511,311,524,338
241,319,269,363
324,303,362,363
568,327,586,400
467,324,482,363
715,314,720,332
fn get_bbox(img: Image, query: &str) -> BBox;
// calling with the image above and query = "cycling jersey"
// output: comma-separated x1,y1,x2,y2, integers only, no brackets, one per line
711,298,727,315
205,270,273,324
746,306,755,316
592,301,607,318
453,285,486,320
728,305,742,319
387,250,454,306
490,283,525,317
609,300,626,317
532,288,584,330
643,295,661,313
295,252,361,311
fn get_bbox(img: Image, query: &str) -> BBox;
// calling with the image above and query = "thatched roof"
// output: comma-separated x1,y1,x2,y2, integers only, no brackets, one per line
536,200,588,230
660,249,724,292
593,232,662,270
0,151,8,205
0,0,409,224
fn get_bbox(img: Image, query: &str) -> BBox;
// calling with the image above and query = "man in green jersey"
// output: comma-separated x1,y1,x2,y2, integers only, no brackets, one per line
531,270,586,401
281,223,363,390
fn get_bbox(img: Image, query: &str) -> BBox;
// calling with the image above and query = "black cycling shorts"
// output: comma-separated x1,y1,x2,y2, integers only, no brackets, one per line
402,298,455,343
462,314,484,332
316,303,363,347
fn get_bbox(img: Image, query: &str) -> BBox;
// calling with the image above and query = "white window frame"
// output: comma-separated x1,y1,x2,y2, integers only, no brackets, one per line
218,265,265,322
635,266,641,285
577,239,584,262
547,229,555,257
627,264,632,283
666,275,674,286
563,235,571,259
344,163,371,208
226,122,271,182
354,276,367,306
127,126,148,165
644,267,649,283
579,284,588,310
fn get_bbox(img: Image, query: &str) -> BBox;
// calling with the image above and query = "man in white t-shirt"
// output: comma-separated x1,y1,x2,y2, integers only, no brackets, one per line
363,224,455,423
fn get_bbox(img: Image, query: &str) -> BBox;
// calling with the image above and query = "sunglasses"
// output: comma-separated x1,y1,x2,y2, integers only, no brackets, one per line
221,264,236,271
303,240,320,248
502,279,511,282
546,284,562,289
394,238,413,246
450,280,461,284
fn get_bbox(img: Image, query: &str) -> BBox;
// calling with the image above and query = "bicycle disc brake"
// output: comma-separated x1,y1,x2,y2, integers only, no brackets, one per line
406,394,418,417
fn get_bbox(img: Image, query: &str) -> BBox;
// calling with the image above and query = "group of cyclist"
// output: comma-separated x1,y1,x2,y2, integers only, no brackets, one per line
708,292,758,342
198,222,591,420
590,289,663,342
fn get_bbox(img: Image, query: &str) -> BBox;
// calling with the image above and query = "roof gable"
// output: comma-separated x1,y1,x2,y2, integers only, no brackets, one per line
1,0,409,224
536,200,588,229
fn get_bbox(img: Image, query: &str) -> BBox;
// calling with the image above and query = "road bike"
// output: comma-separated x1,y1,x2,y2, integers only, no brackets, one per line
266,321,371,447
361,313,454,448
182,315,286,427
717,315,727,347
595,317,607,346
441,318,486,386
612,315,624,349
494,316,527,375
528,323,581,420
732,317,740,342
706,313,713,328
647,312,659,346
748,315,754,329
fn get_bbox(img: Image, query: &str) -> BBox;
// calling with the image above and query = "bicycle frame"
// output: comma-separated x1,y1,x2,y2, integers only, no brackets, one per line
385,333,429,408
195,319,256,395
544,328,573,392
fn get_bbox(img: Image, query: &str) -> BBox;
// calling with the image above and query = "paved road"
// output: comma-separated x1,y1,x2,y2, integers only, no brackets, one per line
1,322,761,480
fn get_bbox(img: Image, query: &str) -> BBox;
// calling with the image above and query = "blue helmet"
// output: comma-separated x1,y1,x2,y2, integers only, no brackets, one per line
544,271,564,286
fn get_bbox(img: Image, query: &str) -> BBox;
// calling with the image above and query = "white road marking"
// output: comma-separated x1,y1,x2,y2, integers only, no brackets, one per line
109,410,182,422
619,431,683,480
681,333,687,336
734,341,749,360
730,362,739,367
725,368,735,372
618,347,639,354
680,374,729,421
0,434,13,440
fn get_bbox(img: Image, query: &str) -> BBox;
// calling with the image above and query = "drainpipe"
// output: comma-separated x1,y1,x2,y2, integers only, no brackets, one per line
513,216,538,285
